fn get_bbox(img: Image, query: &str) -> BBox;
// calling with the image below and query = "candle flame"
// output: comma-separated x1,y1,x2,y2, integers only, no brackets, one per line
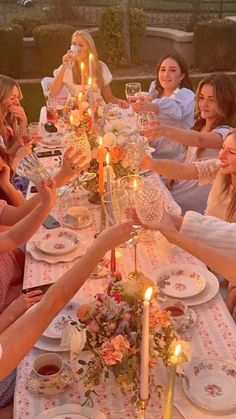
106,152,110,165
174,343,182,357
88,77,92,86
145,287,152,302
78,92,82,101
89,52,93,61
69,114,74,124
99,136,103,146
133,178,137,189
80,62,84,71
88,108,91,116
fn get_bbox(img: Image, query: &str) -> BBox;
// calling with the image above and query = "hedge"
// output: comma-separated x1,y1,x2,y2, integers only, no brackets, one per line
0,24,23,77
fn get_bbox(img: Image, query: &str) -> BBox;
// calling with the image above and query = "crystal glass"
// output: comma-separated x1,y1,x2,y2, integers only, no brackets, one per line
102,188,129,228
125,82,141,105
119,174,144,203
125,134,146,172
137,111,157,134
64,44,80,68
16,153,50,186
28,122,44,144
134,188,164,225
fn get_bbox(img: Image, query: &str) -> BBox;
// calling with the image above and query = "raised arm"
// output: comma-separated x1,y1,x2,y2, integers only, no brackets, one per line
0,179,56,252
145,123,224,149
141,154,198,180
0,221,133,378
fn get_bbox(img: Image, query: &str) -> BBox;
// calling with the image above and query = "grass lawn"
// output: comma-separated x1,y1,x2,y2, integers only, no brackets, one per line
20,74,236,123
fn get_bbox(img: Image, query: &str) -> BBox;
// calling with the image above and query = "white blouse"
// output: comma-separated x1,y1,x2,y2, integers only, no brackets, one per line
53,60,112,97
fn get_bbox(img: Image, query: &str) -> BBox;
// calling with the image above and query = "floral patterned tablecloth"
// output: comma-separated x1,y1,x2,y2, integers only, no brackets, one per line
13,170,236,419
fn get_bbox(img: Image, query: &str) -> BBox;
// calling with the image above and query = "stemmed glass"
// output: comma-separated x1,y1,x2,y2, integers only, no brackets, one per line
125,134,146,173
134,188,164,226
125,82,141,106
16,153,50,186
137,111,157,134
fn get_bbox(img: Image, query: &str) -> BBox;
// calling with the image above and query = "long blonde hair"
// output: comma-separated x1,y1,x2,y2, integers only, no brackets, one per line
221,129,236,221
0,75,22,141
71,30,104,89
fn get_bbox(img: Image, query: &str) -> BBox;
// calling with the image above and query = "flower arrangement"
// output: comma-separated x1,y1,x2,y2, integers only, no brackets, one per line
66,275,191,404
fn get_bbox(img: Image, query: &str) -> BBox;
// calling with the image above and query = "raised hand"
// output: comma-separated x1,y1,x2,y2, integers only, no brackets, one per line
61,146,89,178
37,178,56,208
97,221,134,251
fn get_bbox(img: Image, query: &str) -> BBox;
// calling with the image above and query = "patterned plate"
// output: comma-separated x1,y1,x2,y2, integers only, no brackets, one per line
35,228,80,256
43,303,78,339
182,358,236,412
156,264,206,298
34,404,107,419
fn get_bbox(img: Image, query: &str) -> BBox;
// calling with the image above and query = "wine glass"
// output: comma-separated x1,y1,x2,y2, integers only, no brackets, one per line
102,188,130,230
16,153,50,186
125,134,146,173
125,82,141,106
137,111,157,134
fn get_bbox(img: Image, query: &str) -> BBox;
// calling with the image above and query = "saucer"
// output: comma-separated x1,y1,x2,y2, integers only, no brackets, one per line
26,363,74,396
176,308,197,332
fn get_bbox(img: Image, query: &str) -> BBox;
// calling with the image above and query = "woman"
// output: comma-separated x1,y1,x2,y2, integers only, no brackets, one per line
0,178,56,413
50,29,128,107
143,73,235,214
0,75,27,157
133,52,195,161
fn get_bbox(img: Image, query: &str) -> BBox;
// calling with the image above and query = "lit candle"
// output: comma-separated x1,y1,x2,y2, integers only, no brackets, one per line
98,136,104,193
78,91,83,121
105,151,111,196
163,343,182,419
140,287,152,401
80,62,85,98
88,77,95,125
87,108,92,131
69,113,74,128
89,53,93,79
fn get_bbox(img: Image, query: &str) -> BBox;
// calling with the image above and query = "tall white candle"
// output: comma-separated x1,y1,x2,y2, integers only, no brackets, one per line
105,152,111,196
89,53,93,79
140,287,152,401
163,343,182,419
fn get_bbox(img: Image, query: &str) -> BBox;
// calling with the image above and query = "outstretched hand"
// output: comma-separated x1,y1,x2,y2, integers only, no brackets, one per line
97,221,134,251
60,147,90,179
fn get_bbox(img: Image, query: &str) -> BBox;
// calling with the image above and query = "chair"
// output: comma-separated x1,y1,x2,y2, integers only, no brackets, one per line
41,77,68,100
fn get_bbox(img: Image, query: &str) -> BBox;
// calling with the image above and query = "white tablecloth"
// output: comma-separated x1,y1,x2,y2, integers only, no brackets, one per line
13,162,236,419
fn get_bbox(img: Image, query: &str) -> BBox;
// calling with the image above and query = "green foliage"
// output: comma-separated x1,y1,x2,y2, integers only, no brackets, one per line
41,0,75,22
9,10,46,37
33,24,76,76
193,19,236,71
99,6,145,67
0,23,23,77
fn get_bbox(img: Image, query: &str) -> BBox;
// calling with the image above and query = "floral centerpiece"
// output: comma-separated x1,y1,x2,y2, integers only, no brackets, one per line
63,274,191,405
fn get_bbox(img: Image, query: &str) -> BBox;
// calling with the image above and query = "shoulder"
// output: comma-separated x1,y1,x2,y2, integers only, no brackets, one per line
173,87,195,100
212,125,232,139
99,61,112,85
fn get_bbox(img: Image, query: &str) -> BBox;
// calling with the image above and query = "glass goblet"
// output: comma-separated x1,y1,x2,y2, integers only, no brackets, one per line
102,188,130,228
134,187,164,226
16,153,50,186
137,111,157,135
125,82,141,106
125,134,146,173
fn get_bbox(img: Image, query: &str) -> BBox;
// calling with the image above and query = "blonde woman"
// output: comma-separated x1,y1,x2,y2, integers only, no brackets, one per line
50,29,128,107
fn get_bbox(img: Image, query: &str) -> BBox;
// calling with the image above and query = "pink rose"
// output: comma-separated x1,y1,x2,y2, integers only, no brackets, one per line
111,335,130,353
102,344,123,365
87,319,100,333
77,304,90,322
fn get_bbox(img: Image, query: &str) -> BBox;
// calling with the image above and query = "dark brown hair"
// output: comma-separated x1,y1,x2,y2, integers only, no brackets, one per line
155,52,193,95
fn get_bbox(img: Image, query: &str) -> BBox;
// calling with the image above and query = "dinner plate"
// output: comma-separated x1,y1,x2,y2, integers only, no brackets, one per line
182,358,236,412
34,335,68,352
35,228,80,256
157,264,206,298
28,242,86,264
34,404,107,419
43,303,78,339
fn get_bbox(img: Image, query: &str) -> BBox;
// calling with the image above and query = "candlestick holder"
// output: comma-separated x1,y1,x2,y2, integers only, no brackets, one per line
140,399,148,419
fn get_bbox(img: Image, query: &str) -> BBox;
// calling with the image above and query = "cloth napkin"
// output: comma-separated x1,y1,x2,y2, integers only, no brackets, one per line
174,383,236,419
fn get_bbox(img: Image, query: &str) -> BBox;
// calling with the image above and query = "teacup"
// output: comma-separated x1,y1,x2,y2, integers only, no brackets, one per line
161,298,188,329
65,206,90,228
32,353,63,384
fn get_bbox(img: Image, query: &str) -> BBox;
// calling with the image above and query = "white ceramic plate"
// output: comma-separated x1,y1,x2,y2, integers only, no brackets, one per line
182,358,236,412
34,404,107,419
157,264,206,298
28,242,85,264
43,303,78,339
34,335,68,352
35,228,80,256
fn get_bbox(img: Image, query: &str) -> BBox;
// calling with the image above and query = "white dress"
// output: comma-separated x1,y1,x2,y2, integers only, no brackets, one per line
148,85,195,161
53,60,112,98
170,125,231,215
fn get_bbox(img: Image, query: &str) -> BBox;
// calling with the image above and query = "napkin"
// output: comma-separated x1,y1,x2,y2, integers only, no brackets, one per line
60,322,87,360
174,383,236,419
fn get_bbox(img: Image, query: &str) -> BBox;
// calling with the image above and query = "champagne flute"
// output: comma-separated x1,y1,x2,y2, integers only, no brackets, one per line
125,82,141,116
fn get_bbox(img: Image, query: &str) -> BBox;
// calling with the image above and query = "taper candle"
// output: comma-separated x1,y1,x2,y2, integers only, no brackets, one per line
140,287,152,401
89,52,93,79
80,62,85,98
98,136,105,193
163,343,182,419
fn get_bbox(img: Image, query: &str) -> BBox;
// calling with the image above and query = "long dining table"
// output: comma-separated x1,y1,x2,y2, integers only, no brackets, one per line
13,144,236,419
